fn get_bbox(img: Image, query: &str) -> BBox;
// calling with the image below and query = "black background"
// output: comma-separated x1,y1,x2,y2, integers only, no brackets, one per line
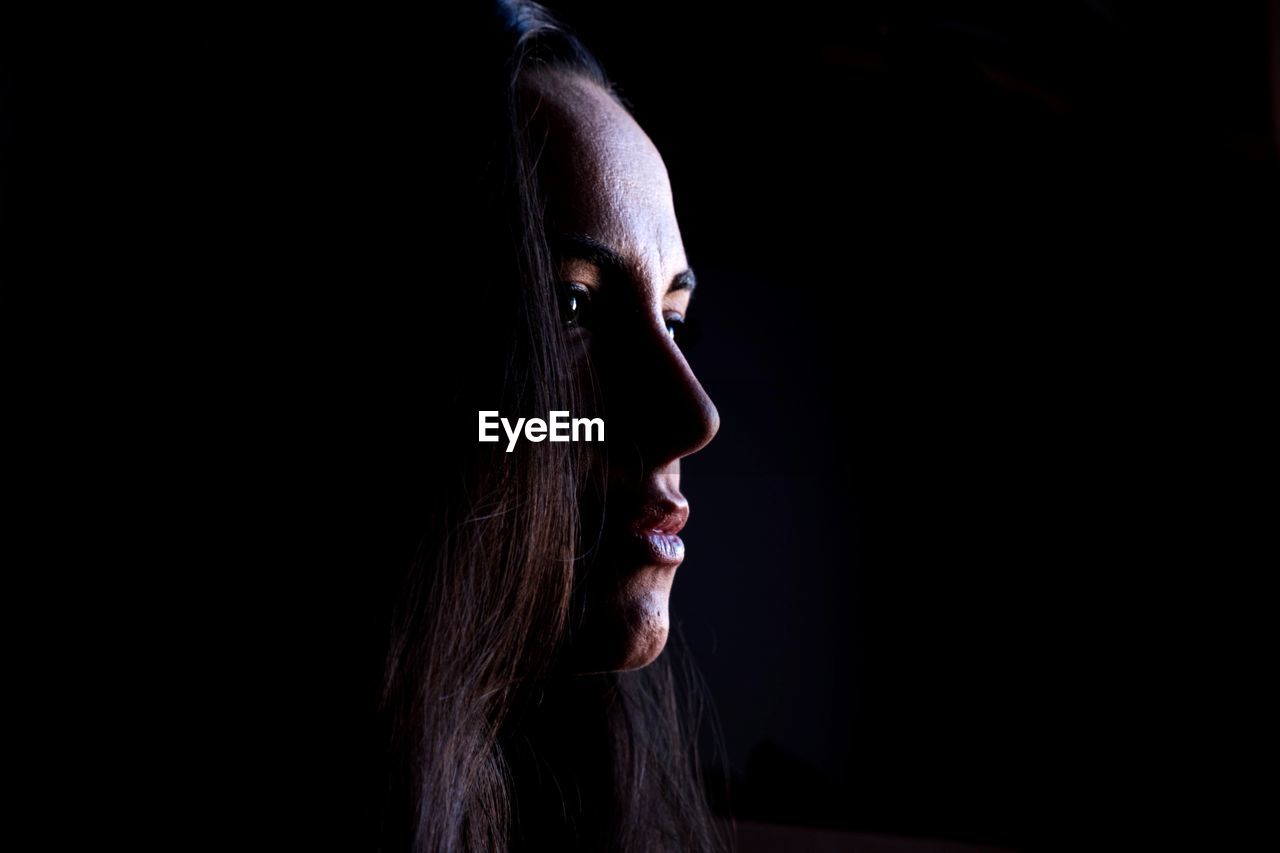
5,2,1275,850
547,2,1275,850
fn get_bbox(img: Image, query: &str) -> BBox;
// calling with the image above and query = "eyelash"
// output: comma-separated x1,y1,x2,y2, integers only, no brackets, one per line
558,281,691,347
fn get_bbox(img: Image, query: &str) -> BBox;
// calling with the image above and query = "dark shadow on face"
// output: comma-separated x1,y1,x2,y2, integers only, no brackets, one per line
520,69,720,674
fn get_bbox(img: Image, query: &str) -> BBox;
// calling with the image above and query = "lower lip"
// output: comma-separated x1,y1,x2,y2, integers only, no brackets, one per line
634,531,685,566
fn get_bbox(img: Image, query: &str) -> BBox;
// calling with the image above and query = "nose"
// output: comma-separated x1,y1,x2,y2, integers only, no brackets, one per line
603,321,719,471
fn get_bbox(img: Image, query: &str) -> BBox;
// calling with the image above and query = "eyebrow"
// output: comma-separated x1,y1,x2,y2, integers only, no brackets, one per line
551,233,697,295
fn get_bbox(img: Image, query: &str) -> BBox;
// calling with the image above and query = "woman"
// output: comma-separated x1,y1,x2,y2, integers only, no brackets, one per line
375,2,724,850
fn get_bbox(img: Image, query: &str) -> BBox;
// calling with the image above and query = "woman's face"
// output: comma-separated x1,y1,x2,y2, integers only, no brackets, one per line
521,69,720,674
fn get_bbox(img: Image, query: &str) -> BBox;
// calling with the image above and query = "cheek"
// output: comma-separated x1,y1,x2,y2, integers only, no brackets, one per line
564,339,603,415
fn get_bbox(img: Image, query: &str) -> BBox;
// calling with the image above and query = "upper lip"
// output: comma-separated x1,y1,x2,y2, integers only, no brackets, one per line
627,494,689,536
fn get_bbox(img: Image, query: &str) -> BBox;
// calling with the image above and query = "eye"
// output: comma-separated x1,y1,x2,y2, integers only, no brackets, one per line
664,313,686,343
559,282,595,329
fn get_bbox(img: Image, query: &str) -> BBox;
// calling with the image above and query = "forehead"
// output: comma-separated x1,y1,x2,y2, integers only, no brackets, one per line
518,69,686,278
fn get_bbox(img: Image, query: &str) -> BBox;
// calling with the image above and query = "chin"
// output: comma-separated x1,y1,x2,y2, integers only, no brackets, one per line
572,574,673,674
614,621,669,672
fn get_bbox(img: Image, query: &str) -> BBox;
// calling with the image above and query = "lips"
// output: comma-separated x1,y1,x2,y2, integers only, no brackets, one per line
611,494,689,568
633,530,685,566
628,499,688,537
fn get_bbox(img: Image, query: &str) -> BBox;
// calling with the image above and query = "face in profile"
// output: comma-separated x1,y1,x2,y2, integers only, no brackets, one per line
520,68,720,674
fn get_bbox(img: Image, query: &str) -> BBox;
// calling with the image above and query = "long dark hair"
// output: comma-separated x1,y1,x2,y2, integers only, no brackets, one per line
375,3,730,850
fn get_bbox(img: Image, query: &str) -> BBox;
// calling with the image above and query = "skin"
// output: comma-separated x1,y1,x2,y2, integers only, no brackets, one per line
520,68,720,673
